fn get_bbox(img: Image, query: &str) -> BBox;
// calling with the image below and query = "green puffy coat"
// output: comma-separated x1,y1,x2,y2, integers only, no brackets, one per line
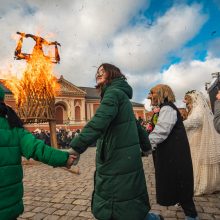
70,78,150,220
0,117,69,220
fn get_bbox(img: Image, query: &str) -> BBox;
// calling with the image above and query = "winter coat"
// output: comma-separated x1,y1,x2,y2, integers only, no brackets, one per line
70,78,150,220
153,102,194,206
0,117,69,220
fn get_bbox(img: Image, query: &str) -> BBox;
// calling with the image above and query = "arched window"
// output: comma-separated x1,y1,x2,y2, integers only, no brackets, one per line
55,106,64,124
75,106,81,122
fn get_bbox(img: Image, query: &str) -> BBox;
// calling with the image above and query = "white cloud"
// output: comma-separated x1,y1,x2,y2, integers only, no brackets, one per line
0,0,212,109
143,55,220,109
161,56,220,106
0,0,149,85
112,3,207,73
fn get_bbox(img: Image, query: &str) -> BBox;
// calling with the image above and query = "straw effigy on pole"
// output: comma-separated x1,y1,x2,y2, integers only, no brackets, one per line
5,32,61,148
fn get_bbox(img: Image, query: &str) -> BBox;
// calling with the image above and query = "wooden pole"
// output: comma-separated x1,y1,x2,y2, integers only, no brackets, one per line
49,120,58,148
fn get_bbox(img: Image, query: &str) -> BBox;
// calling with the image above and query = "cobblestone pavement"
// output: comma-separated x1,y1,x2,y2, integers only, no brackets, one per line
18,148,220,220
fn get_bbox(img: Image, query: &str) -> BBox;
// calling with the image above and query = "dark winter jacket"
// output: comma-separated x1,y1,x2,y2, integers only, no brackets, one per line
0,116,69,220
70,78,150,220
153,102,194,206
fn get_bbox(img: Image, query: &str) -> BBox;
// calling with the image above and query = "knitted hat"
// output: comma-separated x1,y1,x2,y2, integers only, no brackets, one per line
0,85,5,101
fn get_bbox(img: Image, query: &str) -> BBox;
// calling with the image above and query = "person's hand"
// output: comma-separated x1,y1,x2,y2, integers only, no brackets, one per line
67,148,80,166
216,90,220,100
66,155,77,169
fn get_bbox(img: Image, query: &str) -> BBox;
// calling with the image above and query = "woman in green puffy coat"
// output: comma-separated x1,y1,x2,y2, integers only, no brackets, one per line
0,86,75,220
70,63,163,220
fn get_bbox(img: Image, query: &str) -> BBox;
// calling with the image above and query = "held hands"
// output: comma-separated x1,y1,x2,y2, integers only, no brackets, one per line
66,148,80,166
61,148,80,169
66,155,77,169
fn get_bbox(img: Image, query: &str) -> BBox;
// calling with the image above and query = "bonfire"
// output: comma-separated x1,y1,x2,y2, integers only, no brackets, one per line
4,32,61,147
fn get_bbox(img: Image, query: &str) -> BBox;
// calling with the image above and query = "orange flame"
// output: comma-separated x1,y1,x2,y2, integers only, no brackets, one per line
5,43,59,108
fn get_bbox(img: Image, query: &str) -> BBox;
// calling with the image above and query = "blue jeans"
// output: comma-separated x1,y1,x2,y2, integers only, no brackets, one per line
144,213,161,220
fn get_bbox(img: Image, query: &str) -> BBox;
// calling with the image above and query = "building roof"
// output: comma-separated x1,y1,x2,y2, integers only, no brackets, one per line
58,76,86,96
78,86,99,99
131,101,144,107
78,86,144,107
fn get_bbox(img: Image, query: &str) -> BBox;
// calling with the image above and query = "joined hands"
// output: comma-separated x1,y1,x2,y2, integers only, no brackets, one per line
66,154,78,169
65,148,80,169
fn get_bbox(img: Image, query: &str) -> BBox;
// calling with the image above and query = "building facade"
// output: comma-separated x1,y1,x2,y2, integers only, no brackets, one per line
1,76,146,131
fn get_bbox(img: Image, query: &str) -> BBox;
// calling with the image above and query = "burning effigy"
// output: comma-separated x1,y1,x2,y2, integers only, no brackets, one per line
14,32,61,63
4,32,61,147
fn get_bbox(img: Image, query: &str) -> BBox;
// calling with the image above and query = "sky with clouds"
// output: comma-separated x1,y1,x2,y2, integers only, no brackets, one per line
0,0,220,110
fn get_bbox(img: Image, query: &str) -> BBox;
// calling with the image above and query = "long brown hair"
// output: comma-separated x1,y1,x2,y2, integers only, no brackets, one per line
95,63,126,91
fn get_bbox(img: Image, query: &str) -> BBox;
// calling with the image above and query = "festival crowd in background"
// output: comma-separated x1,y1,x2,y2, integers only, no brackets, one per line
32,128,82,149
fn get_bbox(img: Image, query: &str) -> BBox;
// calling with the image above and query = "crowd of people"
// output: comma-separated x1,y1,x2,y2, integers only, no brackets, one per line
32,128,81,148
1,63,220,220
